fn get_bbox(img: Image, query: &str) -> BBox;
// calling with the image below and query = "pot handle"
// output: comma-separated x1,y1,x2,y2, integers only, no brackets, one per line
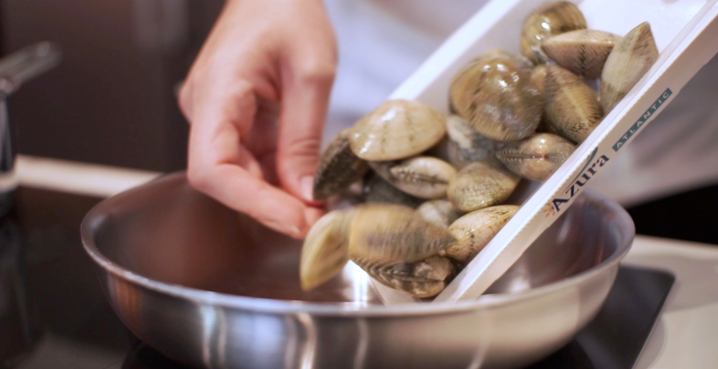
0,41,62,98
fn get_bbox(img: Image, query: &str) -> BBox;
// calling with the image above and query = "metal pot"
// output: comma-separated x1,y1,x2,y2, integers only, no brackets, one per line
81,172,635,369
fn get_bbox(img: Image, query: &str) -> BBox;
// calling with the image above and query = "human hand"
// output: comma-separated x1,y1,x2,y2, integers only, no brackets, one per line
179,0,337,239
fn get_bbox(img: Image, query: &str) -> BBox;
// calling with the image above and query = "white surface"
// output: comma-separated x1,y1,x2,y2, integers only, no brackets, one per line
376,0,718,304
625,236,718,369
16,155,162,198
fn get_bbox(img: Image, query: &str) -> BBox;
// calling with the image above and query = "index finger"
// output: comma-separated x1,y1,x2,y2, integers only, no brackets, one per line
187,82,315,238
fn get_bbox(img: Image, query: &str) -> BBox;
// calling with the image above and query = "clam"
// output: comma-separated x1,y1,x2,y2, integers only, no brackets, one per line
600,22,659,113
347,204,455,265
495,133,576,181
300,204,457,297
445,115,503,169
313,129,369,200
324,185,364,211
531,64,547,94
544,64,603,143
363,174,423,209
542,29,621,79
416,199,461,229
531,65,561,135
450,50,542,142
348,204,457,297
349,99,447,161
520,1,587,64
300,210,352,291
369,156,458,199
354,255,454,298
447,162,521,212
446,205,519,263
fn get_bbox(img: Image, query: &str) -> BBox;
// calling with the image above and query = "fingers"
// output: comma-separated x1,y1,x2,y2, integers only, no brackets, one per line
275,58,336,204
177,0,338,238
188,160,311,239
186,83,312,238
304,206,326,229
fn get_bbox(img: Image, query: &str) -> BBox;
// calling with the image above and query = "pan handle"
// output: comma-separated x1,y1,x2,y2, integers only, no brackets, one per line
0,41,62,98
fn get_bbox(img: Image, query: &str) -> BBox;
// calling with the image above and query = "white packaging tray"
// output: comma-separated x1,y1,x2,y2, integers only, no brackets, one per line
371,0,718,304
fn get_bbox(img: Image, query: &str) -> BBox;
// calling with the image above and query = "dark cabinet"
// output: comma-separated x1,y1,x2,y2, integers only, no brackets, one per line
1,0,224,171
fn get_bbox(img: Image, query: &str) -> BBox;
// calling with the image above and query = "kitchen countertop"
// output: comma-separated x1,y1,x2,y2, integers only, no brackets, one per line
624,237,718,369
8,155,718,369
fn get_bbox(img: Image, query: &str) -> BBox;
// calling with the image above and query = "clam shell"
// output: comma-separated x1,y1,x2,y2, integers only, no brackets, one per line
369,156,458,199
416,199,461,229
447,162,521,212
450,51,542,142
544,65,603,143
531,65,561,135
349,99,447,161
520,1,587,64
363,174,423,209
299,210,352,291
313,129,369,200
495,133,576,181
542,29,621,79
352,255,454,298
426,134,453,163
347,203,457,297
445,115,504,169
446,205,519,263
600,22,659,113
347,203,457,264
531,64,547,94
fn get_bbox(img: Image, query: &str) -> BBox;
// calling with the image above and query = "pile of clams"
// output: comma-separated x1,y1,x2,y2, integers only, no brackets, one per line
301,1,659,299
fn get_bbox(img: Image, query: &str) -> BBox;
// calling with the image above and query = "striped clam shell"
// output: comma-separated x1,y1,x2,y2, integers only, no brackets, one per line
600,22,659,113
446,205,519,264
368,156,458,199
544,64,603,143
450,50,542,142
347,203,456,265
313,129,369,200
416,199,461,229
447,162,521,213
352,255,455,298
495,133,576,181
542,29,621,79
520,1,587,64
349,99,446,161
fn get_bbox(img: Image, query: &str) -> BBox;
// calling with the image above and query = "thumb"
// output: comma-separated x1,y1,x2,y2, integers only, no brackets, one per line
276,63,335,203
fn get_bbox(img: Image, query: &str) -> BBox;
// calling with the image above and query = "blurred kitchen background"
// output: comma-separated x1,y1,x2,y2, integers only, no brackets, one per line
2,0,226,172
1,0,716,244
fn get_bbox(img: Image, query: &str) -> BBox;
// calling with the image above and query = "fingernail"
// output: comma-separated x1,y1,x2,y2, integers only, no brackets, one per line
287,225,302,238
265,220,302,238
300,176,314,202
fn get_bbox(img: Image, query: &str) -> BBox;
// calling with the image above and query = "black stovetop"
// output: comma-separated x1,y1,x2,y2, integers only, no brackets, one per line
0,187,674,369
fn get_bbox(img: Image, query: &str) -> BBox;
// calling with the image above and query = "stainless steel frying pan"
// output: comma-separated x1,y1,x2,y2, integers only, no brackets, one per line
82,172,634,369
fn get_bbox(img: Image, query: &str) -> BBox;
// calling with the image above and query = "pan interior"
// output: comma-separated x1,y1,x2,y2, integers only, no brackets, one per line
89,173,624,305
